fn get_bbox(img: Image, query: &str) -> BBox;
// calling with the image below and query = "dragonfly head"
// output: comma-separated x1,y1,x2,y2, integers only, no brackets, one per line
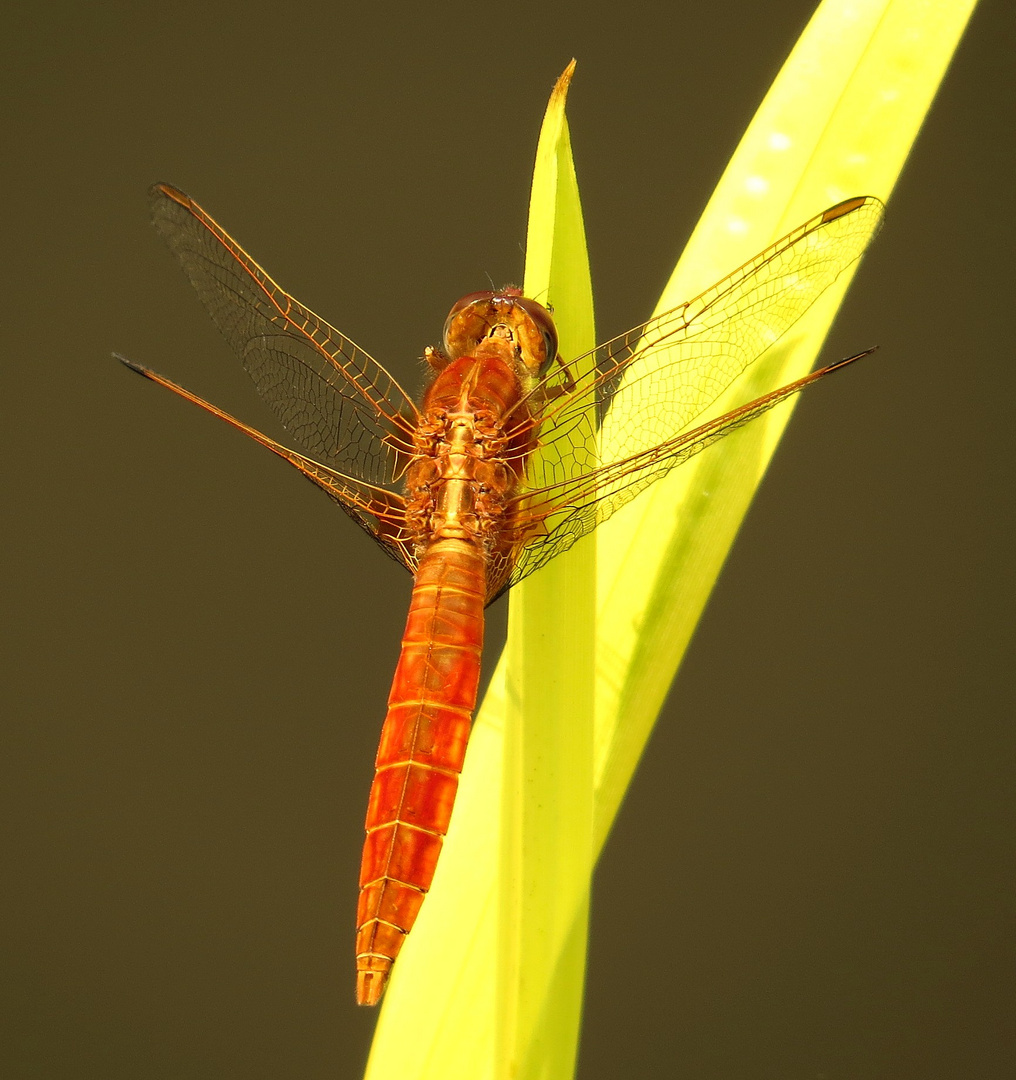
442,288,558,377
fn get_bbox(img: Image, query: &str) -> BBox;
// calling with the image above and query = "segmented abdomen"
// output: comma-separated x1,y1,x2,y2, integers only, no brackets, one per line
355,537,485,1006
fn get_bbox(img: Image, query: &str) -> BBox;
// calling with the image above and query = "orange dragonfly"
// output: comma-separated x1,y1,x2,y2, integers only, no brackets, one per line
121,181,882,1005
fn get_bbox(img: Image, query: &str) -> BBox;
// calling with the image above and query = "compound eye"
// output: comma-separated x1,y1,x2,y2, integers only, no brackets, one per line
541,327,558,370
445,291,496,321
442,291,496,354
515,297,559,371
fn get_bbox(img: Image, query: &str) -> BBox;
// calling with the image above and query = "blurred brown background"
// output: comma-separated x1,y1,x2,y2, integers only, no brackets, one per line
2,1,1012,1077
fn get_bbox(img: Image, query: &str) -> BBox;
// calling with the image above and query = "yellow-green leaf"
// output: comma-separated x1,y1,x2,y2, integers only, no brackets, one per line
364,3,977,1077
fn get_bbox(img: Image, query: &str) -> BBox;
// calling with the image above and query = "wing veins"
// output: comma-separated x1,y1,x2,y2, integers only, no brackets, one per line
151,183,419,488
515,196,884,450
118,354,416,573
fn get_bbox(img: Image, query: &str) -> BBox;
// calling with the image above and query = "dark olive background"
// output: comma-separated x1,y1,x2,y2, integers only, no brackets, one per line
2,1,1012,1077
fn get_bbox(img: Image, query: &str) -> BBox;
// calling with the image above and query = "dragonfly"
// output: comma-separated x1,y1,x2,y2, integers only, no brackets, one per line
121,181,883,1006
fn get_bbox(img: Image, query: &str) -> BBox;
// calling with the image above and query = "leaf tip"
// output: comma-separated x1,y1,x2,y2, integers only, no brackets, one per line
552,59,578,103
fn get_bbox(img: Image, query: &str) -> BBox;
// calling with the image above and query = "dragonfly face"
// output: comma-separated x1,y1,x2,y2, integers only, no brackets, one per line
442,288,559,377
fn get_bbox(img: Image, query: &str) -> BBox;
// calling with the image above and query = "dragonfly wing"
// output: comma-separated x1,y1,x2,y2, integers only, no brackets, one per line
150,183,418,489
502,349,874,594
120,355,418,574
517,196,884,493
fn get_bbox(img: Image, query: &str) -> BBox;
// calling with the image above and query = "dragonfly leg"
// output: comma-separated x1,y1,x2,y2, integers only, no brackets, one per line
423,345,450,372
531,351,579,404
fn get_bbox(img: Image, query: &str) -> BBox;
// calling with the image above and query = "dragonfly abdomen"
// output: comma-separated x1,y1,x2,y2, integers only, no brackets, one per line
355,537,485,1006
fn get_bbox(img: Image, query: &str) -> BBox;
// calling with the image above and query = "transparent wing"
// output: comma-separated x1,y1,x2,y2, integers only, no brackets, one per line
495,350,874,594
493,196,884,594
150,183,419,489
512,196,883,493
118,355,418,574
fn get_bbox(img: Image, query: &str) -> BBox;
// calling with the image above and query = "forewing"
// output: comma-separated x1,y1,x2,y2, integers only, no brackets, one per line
498,196,884,592
514,196,884,493
150,183,418,489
